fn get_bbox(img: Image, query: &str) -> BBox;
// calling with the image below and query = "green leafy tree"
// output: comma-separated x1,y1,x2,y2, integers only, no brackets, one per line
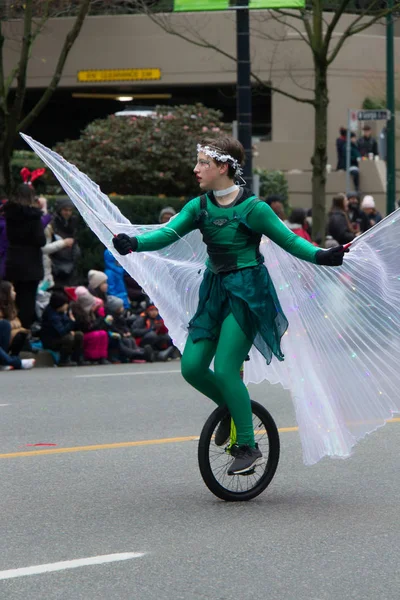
55,104,230,197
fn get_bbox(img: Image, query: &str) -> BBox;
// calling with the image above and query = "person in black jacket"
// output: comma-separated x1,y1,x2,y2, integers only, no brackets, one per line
40,291,85,366
3,184,46,328
327,193,356,245
51,198,81,286
357,124,379,158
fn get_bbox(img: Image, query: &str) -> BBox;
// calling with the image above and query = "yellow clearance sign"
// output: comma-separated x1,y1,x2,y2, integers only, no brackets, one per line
77,69,162,83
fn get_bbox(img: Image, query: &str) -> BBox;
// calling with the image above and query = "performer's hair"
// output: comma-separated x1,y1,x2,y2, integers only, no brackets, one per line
199,136,245,179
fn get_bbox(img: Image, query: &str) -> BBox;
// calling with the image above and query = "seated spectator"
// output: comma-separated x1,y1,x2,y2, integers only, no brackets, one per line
341,133,361,191
0,280,31,356
360,195,382,233
40,291,86,367
105,296,155,363
124,272,149,313
327,193,356,245
159,206,177,224
265,195,285,220
71,287,109,365
336,127,347,170
88,269,109,304
0,280,35,371
104,249,130,309
51,198,81,286
132,304,175,361
285,208,314,243
357,124,378,158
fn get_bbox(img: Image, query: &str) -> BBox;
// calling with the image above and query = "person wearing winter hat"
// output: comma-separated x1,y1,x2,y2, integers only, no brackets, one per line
40,291,85,366
360,195,382,233
158,206,177,224
75,286,104,314
88,269,108,303
71,286,109,364
105,295,155,363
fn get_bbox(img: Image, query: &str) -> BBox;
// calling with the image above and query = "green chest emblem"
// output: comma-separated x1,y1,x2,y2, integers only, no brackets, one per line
212,217,230,227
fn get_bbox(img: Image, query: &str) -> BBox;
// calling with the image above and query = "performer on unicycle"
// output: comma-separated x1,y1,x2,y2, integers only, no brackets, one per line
113,137,349,475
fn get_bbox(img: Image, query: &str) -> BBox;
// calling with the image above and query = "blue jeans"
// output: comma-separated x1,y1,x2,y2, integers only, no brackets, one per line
0,320,22,369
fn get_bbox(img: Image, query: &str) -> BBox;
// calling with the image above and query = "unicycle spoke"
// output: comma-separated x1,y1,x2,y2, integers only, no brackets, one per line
198,400,280,502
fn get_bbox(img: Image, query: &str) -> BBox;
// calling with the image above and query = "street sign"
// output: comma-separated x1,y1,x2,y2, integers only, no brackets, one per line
357,109,390,121
77,69,161,83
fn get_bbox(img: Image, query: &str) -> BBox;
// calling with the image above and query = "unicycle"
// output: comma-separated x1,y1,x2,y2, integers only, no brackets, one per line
198,400,280,501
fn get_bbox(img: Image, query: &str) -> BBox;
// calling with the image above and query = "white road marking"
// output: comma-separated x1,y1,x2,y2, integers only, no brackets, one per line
0,552,146,580
0,404,10,407
75,369,180,379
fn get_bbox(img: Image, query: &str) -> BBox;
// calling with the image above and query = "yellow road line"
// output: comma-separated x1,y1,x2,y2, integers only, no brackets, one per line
0,418,398,460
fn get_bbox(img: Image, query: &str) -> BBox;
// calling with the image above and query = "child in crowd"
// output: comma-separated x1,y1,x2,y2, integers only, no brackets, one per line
104,249,130,309
40,291,86,366
88,269,109,304
70,286,109,365
0,280,35,370
105,295,154,363
131,304,176,361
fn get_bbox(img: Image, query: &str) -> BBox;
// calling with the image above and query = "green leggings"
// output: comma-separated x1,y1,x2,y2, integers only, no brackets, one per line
181,312,255,447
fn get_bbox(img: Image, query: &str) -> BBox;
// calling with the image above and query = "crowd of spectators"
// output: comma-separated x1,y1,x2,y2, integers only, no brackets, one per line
266,189,382,249
0,183,178,371
0,176,387,371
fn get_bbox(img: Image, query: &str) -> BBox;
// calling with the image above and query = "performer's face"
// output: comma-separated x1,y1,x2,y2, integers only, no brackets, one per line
193,152,226,190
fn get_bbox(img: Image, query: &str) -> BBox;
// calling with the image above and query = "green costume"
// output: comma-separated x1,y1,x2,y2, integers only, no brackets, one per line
135,189,319,446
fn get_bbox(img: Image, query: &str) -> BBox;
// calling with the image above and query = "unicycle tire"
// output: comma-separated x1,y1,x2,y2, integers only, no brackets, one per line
198,400,280,502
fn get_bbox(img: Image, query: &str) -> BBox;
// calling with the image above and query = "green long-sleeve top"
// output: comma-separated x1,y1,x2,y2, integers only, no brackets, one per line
135,190,319,274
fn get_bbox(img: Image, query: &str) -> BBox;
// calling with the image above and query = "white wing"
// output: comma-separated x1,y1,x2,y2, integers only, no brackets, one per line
22,134,400,465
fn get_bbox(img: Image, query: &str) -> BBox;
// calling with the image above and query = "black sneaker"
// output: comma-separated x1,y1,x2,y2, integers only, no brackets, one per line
227,444,262,476
214,413,231,446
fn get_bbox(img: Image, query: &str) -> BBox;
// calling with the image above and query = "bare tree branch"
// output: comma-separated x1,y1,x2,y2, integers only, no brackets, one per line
145,8,315,106
18,0,91,131
4,1,52,95
323,0,352,52
267,9,311,47
327,1,400,65
10,0,33,130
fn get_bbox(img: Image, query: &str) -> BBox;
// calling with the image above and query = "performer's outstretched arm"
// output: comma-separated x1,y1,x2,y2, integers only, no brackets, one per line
247,202,319,263
113,199,199,254
247,202,347,266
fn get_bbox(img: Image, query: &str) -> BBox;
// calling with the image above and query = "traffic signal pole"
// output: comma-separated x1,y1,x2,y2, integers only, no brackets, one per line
386,0,396,214
236,0,253,189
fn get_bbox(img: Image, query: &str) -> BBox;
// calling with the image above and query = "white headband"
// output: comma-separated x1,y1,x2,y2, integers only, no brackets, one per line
197,144,244,178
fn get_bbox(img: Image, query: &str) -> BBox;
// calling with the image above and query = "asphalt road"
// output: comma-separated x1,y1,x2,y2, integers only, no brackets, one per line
0,362,399,600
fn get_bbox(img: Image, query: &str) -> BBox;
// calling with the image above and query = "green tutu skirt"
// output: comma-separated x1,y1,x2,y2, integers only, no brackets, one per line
188,264,288,364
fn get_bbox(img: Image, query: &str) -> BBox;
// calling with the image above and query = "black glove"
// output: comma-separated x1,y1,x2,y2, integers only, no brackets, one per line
315,245,349,266
112,234,138,255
